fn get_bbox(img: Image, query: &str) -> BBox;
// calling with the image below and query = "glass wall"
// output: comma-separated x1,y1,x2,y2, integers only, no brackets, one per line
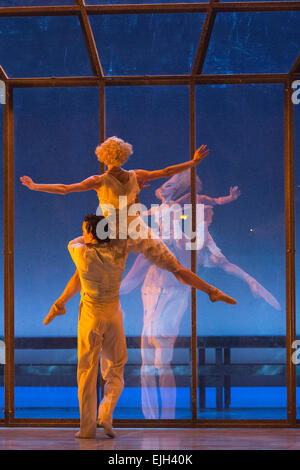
0,1,298,426
89,13,205,76
106,86,192,419
203,12,300,74
195,84,286,419
0,15,92,78
14,87,99,418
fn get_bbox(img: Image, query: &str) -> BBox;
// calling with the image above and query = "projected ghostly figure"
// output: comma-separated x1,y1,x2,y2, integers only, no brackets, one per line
120,170,280,419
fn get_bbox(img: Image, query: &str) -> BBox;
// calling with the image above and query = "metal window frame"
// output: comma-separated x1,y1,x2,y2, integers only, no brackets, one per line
0,0,298,428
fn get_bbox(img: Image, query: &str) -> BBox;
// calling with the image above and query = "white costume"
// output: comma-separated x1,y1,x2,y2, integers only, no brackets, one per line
68,233,179,437
95,170,144,239
96,170,139,213
140,210,224,419
141,236,189,419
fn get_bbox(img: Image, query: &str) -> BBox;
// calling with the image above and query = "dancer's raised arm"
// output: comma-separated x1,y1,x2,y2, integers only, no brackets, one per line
175,186,241,207
20,174,101,195
134,145,209,183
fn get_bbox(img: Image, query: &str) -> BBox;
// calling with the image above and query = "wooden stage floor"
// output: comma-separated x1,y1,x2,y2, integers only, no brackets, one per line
1,427,300,450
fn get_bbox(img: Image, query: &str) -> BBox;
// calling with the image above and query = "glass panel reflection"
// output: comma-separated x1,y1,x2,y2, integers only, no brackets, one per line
196,84,286,419
106,86,192,419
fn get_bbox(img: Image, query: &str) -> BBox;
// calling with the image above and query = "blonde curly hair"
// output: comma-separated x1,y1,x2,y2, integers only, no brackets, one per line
95,136,133,167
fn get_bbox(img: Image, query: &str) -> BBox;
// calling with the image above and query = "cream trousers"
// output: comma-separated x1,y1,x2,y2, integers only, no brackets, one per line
77,299,127,436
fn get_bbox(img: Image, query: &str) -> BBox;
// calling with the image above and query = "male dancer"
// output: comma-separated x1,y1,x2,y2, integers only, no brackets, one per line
44,214,236,439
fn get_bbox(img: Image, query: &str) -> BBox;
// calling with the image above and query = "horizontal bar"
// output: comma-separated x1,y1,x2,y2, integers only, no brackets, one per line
8,77,101,87
0,2,300,17
0,419,294,428
86,3,208,14
214,1,300,11
87,2,300,14
8,74,289,87
0,6,81,17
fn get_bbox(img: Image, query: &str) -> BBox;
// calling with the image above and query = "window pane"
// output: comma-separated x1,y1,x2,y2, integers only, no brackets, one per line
196,84,286,419
0,16,92,78
14,87,100,418
106,86,192,419
203,12,300,74
90,14,205,75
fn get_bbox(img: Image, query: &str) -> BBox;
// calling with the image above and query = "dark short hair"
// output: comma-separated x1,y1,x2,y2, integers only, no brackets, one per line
84,214,110,243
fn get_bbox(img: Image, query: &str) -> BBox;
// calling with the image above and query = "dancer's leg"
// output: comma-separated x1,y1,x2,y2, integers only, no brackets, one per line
174,265,236,305
210,254,280,310
77,303,102,438
98,305,128,437
155,289,188,419
141,289,161,419
129,231,236,305
141,333,160,419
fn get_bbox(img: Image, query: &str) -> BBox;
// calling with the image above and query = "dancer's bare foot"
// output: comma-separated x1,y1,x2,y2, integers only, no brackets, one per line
209,287,237,305
75,431,96,439
98,419,116,438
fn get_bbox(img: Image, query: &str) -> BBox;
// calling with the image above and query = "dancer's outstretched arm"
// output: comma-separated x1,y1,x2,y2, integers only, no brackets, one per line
120,255,150,295
20,174,101,195
43,270,81,325
174,186,241,207
135,146,209,183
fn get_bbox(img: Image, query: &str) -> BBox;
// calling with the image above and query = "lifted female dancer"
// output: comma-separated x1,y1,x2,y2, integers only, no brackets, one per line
20,136,236,305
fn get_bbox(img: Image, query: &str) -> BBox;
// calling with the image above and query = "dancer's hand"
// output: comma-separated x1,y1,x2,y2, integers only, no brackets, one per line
43,300,66,325
20,175,36,190
138,180,150,191
193,145,210,163
230,186,241,200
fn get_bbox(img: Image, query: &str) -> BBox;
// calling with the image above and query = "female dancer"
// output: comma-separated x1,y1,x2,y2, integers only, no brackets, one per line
20,136,236,305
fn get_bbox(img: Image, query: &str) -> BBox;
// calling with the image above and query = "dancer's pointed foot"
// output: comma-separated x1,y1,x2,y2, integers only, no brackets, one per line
75,431,96,439
248,278,281,310
209,287,237,305
98,419,116,438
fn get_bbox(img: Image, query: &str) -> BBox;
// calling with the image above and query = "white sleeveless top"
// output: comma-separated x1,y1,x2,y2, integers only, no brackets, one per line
96,170,140,216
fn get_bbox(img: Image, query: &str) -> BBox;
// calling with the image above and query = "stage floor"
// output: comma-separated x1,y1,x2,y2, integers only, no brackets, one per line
0,427,300,450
